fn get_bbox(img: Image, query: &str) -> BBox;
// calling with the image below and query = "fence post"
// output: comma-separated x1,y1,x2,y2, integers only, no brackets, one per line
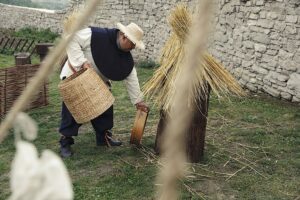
14,52,31,65
155,86,211,163
35,43,53,62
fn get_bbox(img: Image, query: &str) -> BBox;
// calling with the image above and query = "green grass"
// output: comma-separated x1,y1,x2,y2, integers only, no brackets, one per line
0,54,40,68
0,54,299,199
136,59,159,69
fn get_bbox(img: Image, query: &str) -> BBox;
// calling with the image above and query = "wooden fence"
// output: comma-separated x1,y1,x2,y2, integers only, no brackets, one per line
0,37,40,55
0,64,48,118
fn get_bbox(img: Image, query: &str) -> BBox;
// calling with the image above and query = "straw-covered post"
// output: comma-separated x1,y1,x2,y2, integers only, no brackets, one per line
144,5,245,162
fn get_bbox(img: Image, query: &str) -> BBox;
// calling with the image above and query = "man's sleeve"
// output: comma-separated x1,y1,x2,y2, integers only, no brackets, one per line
66,32,88,71
123,67,143,105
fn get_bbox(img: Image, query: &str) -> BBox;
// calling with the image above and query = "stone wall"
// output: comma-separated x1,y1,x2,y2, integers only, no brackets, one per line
0,0,299,102
209,0,300,102
0,3,65,33
68,0,199,61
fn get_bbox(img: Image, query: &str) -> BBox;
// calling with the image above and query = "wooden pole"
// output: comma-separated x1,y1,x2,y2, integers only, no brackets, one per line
185,87,210,162
14,52,31,65
154,86,211,162
154,109,167,154
35,43,53,61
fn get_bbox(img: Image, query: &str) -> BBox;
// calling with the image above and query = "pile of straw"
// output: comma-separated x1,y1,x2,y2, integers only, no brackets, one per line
143,5,245,111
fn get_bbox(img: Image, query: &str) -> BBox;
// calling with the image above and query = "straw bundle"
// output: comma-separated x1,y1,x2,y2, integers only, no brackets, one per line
193,53,245,101
143,5,245,111
168,4,192,42
143,34,185,111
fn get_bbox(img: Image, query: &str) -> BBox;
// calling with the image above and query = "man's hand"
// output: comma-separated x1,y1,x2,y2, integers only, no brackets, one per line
135,101,149,113
82,61,92,69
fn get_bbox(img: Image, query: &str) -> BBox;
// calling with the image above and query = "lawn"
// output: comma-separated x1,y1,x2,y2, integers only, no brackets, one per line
0,53,40,69
0,53,299,200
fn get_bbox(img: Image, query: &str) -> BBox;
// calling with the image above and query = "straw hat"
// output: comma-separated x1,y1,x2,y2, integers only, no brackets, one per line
116,22,145,50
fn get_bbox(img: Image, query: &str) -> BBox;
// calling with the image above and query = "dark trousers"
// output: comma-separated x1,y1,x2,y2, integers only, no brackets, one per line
59,102,113,147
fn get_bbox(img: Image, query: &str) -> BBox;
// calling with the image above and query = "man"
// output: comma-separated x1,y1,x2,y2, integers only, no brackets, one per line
59,22,148,158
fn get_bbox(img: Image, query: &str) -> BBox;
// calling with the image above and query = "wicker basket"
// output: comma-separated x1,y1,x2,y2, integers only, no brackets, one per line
58,68,114,124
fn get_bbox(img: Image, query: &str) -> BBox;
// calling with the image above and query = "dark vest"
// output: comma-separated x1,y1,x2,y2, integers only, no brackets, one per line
90,27,134,81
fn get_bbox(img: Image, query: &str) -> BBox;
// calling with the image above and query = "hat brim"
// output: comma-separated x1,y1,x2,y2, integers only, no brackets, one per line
117,23,145,50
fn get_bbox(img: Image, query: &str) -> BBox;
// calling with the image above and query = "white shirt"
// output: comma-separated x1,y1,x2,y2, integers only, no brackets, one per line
60,28,143,105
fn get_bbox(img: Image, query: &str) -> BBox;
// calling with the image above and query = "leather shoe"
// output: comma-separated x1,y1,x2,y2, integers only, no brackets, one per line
60,145,72,158
98,131,122,147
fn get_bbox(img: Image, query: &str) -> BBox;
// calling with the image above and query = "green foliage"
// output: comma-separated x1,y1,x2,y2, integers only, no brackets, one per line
136,59,159,69
0,49,14,55
0,54,13,68
13,27,59,42
0,28,59,56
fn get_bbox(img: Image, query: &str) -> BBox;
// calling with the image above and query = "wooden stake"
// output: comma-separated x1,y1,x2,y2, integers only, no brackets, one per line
155,85,211,162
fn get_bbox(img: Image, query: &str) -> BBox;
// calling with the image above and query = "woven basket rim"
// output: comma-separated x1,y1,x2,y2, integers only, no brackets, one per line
58,68,114,123
59,68,87,84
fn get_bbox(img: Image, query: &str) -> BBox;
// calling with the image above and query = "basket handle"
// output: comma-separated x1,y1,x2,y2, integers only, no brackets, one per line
68,60,77,73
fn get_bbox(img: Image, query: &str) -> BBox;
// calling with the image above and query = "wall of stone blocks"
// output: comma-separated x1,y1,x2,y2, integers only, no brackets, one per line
209,0,300,102
0,0,299,102
0,3,65,33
